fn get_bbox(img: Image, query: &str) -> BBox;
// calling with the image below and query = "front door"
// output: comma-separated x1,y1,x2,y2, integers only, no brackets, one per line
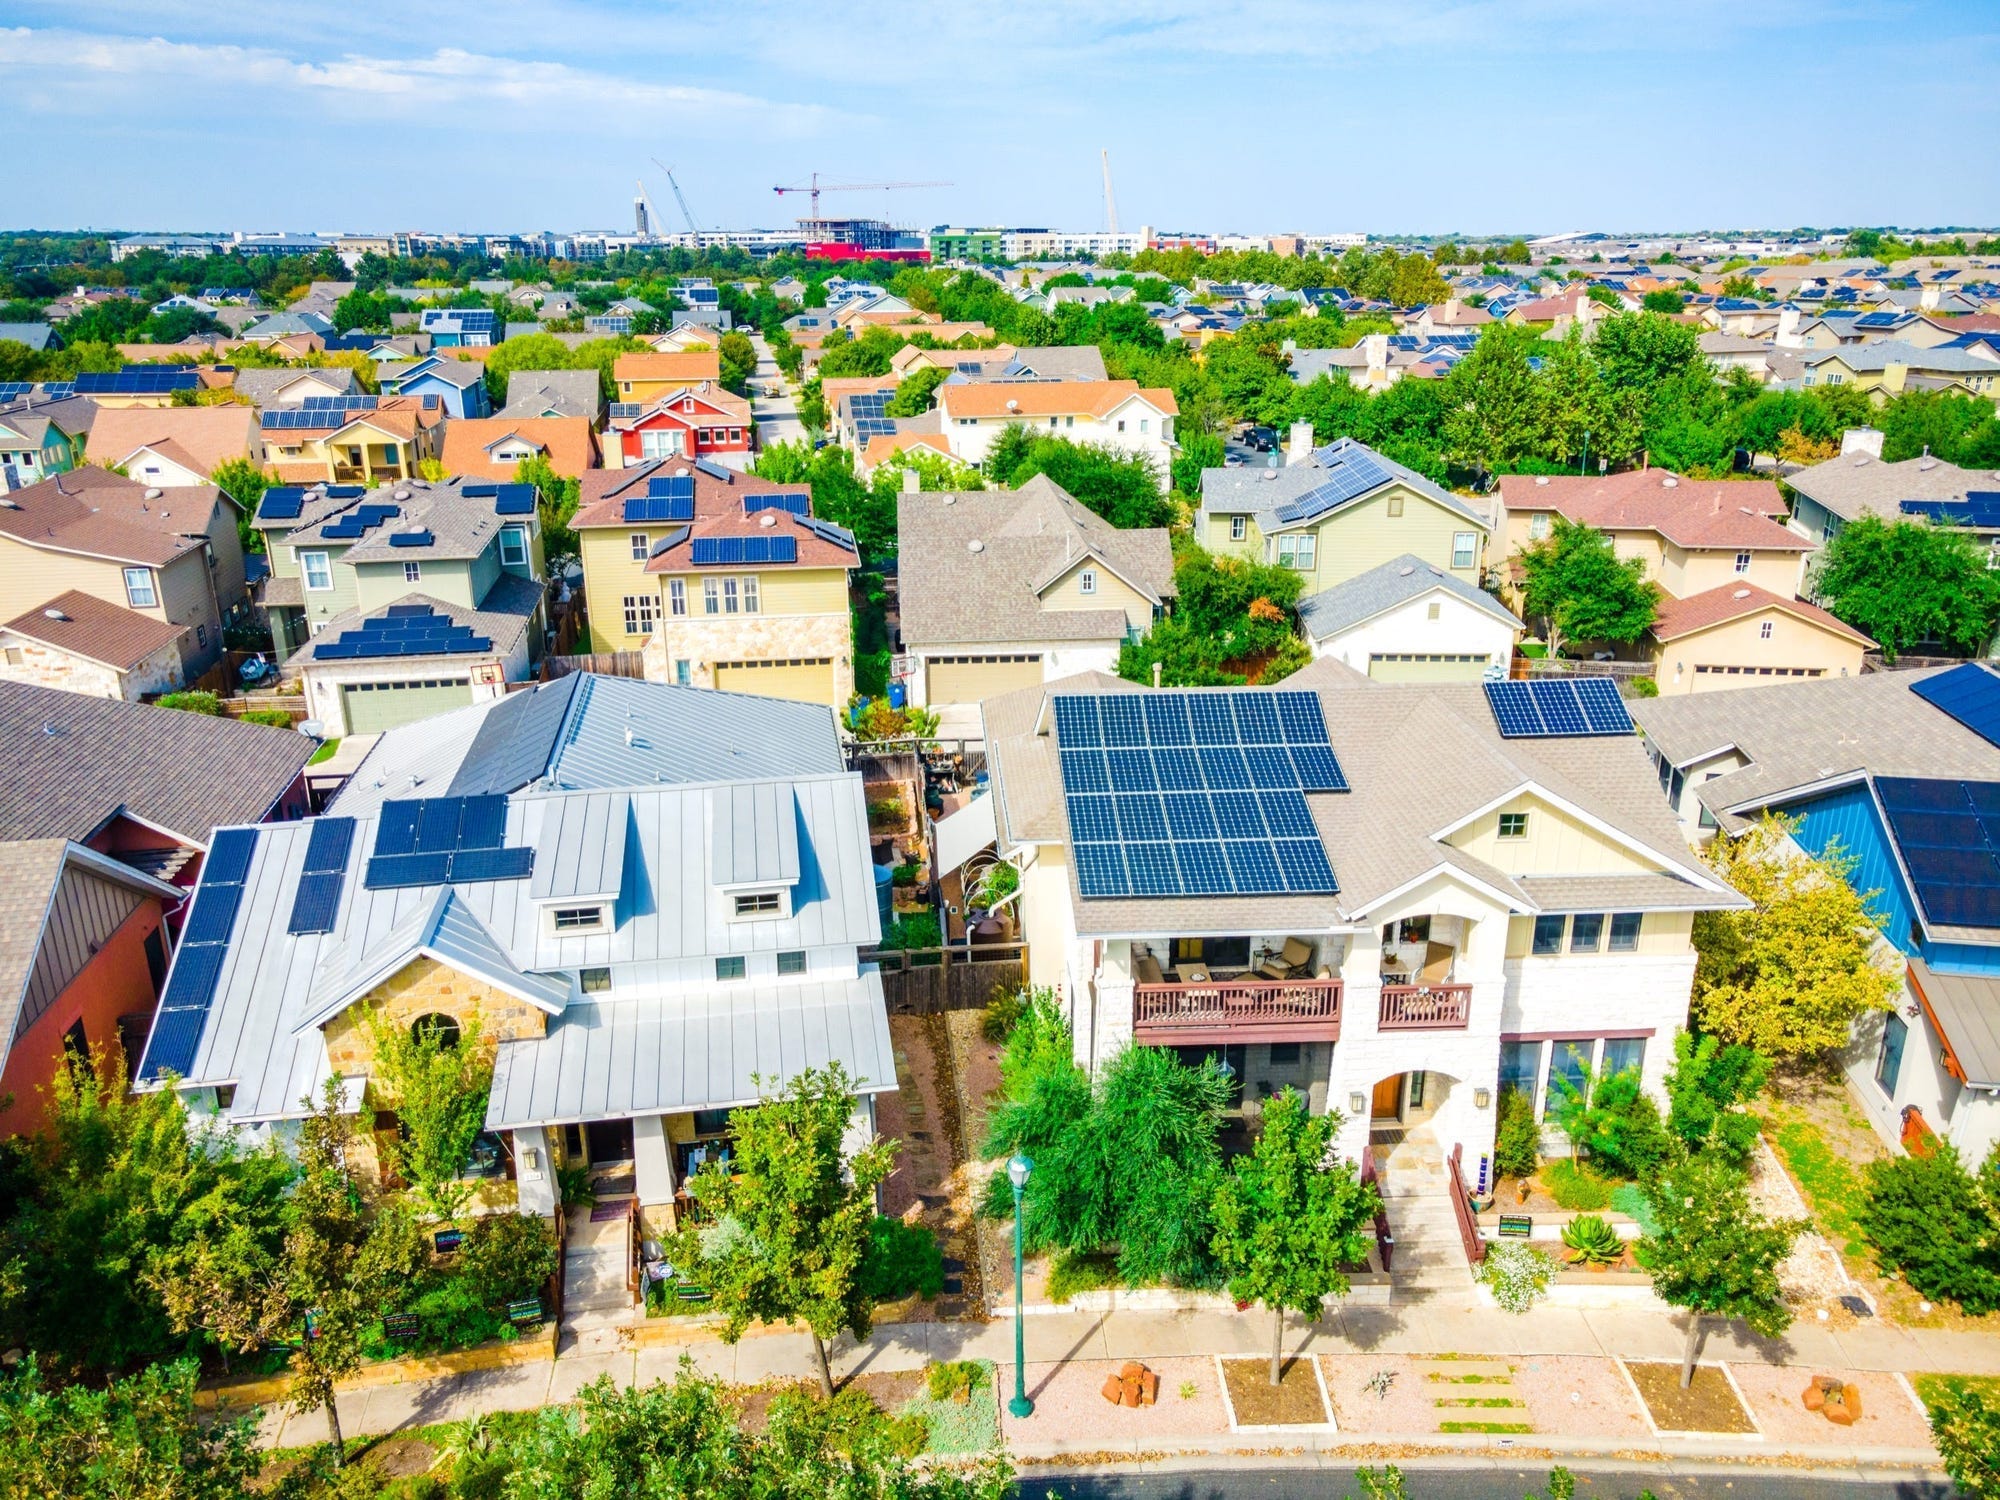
585,1118,634,1165
1371,1074,1404,1122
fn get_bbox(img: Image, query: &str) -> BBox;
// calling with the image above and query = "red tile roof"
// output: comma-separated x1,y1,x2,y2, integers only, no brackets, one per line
1650,582,1874,645
1498,470,1804,551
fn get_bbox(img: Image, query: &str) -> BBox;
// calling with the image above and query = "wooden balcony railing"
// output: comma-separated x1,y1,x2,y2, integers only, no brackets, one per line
1133,977,1341,1042
1377,982,1472,1030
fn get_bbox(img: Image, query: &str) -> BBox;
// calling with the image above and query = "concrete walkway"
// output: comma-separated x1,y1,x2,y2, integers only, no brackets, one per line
255,1297,2000,1449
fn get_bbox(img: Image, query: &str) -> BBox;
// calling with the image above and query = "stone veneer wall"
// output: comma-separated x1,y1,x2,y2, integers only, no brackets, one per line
0,635,185,700
641,611,854,702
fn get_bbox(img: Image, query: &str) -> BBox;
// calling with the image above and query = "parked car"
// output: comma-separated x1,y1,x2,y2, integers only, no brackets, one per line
1243,425,1278,452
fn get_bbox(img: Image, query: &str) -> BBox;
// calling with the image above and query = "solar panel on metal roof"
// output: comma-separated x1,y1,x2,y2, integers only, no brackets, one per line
287,872,345,935
447,846,534,882
204,828,258,886
1873,775,2000,930
365,852,452,889
456,795,507,850
302,817,355,874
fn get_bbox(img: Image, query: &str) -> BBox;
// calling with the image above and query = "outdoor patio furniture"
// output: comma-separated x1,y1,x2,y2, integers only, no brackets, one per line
1257,936,1315,980
1133,950,1166,986
1177,963,1213,984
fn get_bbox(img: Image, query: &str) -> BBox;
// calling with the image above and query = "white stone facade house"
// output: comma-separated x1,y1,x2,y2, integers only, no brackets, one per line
896,476,1174,722
979,661,1741,1195
1297,553,1523,683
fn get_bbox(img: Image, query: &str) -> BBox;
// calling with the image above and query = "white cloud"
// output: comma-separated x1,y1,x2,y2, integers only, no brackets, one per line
0,27,856,136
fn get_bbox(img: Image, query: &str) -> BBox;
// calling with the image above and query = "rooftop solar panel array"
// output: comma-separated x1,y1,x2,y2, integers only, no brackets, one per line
1273,447,1395,524
689,535,797,566
287,816,356,935
140,827,259,1082
490,484,537,516
317,503,400,541
744,491,810,517
800,516,857,552
73,369,200,394
365,794,534,889
1876,776,2000,929
310,605,491,661
301,394,380,411
1053,690,1344,900
256,486,309,521
623,493,695,524
1901,496,2000,530
848,391,897,442
260,408,345,431
1911,662,2000,746
1483,678,1633,738
693,458,735,481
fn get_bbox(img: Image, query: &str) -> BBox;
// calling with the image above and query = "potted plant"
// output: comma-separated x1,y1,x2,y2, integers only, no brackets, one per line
1560,1213,1624,1272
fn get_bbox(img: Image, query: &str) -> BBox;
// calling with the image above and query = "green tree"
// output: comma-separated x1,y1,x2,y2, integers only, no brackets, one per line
674,1064,895,1398
1661,1031,1769,1168
754,439,896,559
515,452,580,570
1642,290,1686,314
1861,1144,2000,1313
1514,517,1659,656
1814,516,2000,661
717,330,757,394
884,364,947,417
1171,430,1225,497
1443,325,1543,470
1638,1152,1802,1387
1929,1379,2000,1498
0,1358,263,1500
279,1077,371,1466
1546,1058,1670,1180
366,1009,492,1221
982,428,1169,529
1209,1089,1378,1384
1692,816,1899,1058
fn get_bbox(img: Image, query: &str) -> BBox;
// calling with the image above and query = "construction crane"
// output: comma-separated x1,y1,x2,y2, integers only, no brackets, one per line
651,159,702,235
772,173,952,220
1101,149,1120,235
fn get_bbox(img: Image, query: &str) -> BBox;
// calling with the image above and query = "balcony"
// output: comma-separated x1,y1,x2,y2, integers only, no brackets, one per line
1133,977,1342,1044
1377,983,1471,1031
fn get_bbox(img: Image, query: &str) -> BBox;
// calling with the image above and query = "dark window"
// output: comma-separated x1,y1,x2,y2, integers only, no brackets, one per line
1877,1013,1908,1096
412,1013,460,1049
1172,936,1251,969
580,966,612,994
691,1108,733,1136
777,951,807,976
715,955,746,981
1546,1040,1592,1107
1499,1040,1540,1102
1267,1041,1301,1065
1570,913,1605,952
144,926,169,992
1532,915,1566,955
1608,913,1643,952
462,1130,508,1179
1601,1036,1645,1077
62,1018,87,1063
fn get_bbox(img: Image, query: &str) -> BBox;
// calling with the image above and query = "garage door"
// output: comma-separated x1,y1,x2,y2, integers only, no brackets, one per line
925,654,1045,704
713,657,836,705
341,677,474,733
1367,653,1493,683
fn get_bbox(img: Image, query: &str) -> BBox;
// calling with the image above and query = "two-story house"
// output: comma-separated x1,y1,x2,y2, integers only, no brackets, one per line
419,308,499,348
259,394,446,485
0,400,89,494
897,475,1173,722
1785,442,2000,555
0,467,246,679
439,416,600,482
379,356,494,420
86,405,264,488
606,385,754,469
611,351,724,407
572,459,860,706
976,662,1740,1205
135,723,892,1240
1201,436,1492,594
935,381,1178,488
253,478,548,731
1635,664,2000,1165
1494,470,1867,692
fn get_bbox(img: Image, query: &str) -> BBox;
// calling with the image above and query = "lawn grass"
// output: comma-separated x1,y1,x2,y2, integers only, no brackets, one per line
1434,1396,1525,1408
307,737,341,765
1439,1420,1534,1433
1913,1373,2000,1415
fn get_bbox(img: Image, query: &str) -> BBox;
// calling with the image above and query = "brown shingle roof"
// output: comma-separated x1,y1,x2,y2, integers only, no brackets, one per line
1497,471,1804,551
1649,582,1874,645
85,405,259,480
0,467,222,567
0,589,188,670
439,417,600,480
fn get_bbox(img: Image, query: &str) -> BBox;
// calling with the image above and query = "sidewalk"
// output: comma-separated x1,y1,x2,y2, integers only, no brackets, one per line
252,1294,2000,1453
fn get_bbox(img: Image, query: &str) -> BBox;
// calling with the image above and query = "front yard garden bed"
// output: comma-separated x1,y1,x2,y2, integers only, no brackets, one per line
1623,1360,1759,1437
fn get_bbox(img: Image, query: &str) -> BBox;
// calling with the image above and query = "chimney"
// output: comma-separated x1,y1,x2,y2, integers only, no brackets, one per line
902,466,921,493
1152,661,1163,688
1287,421,1315,466
1841,426,1885,459
1363,332,1388,376
1921,283,1941,311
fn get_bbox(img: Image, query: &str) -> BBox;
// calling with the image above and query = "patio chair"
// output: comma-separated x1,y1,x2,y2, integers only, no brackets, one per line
1256,936,1314,980
1133,949,1166,986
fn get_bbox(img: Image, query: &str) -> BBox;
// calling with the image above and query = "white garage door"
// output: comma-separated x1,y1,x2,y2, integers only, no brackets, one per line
925,654,1045,704
1367,653,1494,683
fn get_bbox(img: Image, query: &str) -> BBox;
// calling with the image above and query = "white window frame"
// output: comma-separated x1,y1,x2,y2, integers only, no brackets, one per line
622,593,658,638
1276,533,1317,571
499,525,527,567
1079,569,1097,595
1452,531,1478,569
732,891,781,918
122,567,158,608
1734,550,1752,574
668,578,686,616
299,551,332,592
630,533,650,561
1230,515,1247,542
551,905,605,933
403,561,421,583
723,577,740,615
704,577,721,614
742,575,760,614
1528,512,1551,541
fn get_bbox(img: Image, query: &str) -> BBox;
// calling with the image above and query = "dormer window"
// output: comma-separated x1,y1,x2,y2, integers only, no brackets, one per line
733,891,781,918
551,905,606,933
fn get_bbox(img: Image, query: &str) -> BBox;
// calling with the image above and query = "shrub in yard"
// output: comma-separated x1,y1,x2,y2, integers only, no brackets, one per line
1547,1061,1670,1179
460,1211,560,1308
1663,1030,1769,1169
1560,1214,1624,1267
239,708,295,728
1862,1144,2000,1313
881,911,942,950
1609,1183,1659,1237
1927,1379,2000,1500
859,1215,945,1303
925,1359,988,1402
156,690,223,715
1544,1158,1613,1211
1494,1086,1540,1181
1479,1240,1558,1314
980,987,1026,1043
1044,1249,1119,1304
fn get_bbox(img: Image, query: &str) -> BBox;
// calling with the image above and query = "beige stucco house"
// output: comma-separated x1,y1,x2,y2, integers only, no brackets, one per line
1647,583,1874,694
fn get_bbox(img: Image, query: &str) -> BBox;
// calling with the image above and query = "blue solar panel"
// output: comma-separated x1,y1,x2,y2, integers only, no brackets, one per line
1099,698,1148,749
1912,663,2000,748
1574,678,1635,734
376,801,421,855
1485,680,1541,736
648,474,696,502
1197,747,1252,789
1141,696,1192,745
365,852,452,889
181,883,243,945
205,828,258,886
303,817,355,873
388,529,434,548
1124,842,1182,895
140,1006,209,1082
492,485,536,516
258,487,307,521
1873,776,2000,929
1053,697,1101,747
1484,678,1632,738
1211,792,1266,838
1272,446,1393,524
1261,793,1319,839
623,495,695,524
1274,839,1338,890
447,846,534,882
745,491,811,516
1289,745,1347,793
1902,498,2000,529
693,458,734,481
1232,695,1282,744
1189,695,1237,745
1275,691,1330,743
314,607,490,661
1104,748,1157,792
689,535,797,566
456,795,507,850
1536,680,1589,735
287,872,345,935
1176,842,1232,894
74,369,199,394
1059,749,1109,793
1075,844,1129,896
800,516,856,552
1153,747,1204,791
1115,794,1168,841
415,798,465,852
1065,794,1119,842
1244,746,1297,789
1163,793,1219,841
1223,840,1282,890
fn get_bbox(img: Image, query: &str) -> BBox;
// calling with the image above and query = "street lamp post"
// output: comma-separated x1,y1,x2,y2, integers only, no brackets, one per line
1007,1152,1034,1419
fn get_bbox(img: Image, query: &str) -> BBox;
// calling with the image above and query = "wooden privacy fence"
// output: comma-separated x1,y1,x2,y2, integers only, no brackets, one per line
542,651,645,681
865,942,1025,1015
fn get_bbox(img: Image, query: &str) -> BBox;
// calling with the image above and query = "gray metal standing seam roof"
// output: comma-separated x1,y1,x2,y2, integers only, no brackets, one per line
156,771,885,1124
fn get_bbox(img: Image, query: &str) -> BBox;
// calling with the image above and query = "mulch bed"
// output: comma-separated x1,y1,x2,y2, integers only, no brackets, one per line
1625,1361,1758,1435
732,1371,925,1435
355,1435,440,1479
1219,1355,1331,1428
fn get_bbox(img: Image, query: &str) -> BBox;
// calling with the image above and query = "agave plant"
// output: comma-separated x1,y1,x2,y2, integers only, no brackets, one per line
1560,1213,1625,1267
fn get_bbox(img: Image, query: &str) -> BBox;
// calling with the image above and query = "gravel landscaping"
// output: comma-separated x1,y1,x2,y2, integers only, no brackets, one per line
1726,1363,1931,1448
1320,1354,1649,1440
998,1356,1228,1448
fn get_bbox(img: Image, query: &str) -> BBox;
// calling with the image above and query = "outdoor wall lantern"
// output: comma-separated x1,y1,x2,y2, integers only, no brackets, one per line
522,1146,542,1174
1349,1092,1367,1115
1474,1088,1491,1109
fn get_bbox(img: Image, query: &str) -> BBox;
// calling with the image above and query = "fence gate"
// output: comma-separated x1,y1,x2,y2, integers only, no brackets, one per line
866,944,1025,1015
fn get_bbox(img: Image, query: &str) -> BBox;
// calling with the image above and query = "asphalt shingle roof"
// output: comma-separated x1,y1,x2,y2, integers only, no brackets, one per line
1296,553,1522,640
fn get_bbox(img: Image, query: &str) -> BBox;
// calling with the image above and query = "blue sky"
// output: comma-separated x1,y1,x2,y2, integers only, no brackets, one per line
2,1,1996,237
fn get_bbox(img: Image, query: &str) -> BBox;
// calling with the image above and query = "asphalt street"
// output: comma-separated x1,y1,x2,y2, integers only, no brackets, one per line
1021,1463,1950,1500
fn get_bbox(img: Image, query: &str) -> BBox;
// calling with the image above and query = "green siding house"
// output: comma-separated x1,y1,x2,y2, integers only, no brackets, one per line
1198,437,1490,594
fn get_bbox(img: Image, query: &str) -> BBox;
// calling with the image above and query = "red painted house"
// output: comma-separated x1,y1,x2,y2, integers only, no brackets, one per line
610,384,756,467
